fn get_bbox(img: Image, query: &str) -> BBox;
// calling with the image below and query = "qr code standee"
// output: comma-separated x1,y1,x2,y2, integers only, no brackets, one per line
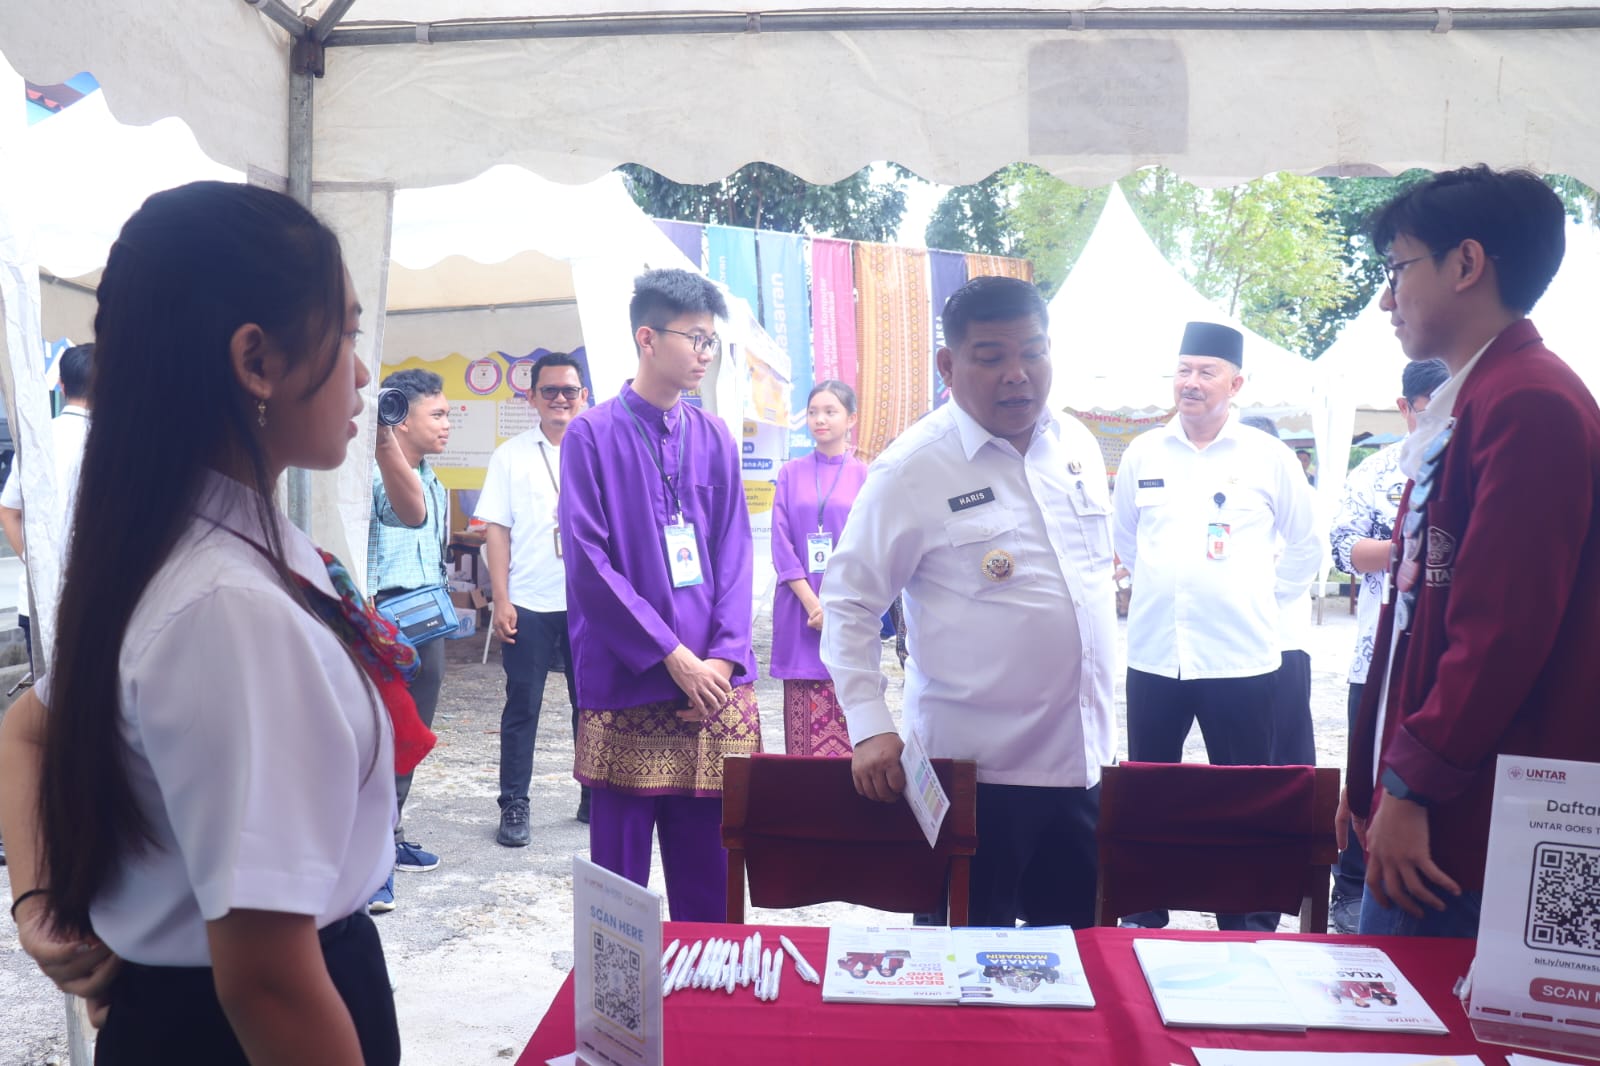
591,927,644,1037
1525,841,1600,956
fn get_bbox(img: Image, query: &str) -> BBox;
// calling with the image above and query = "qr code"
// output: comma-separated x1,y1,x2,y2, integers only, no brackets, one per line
590,928,643,1035
1525,841,1600,956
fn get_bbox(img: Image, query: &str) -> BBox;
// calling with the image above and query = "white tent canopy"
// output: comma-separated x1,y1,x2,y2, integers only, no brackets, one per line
1048,184,1315,413
6,2,1599,192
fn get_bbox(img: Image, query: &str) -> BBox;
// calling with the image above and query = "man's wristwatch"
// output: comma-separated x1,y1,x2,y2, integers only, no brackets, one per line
1380,766,1433,808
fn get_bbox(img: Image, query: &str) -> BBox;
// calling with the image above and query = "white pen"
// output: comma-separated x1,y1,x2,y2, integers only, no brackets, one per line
704,938,728,988
674,941,703,992
724,943,740,988
740,935,754,986
759,948,774,1002
751,932,763,984
665,944,692,996
710,938,731,988
778,935,819,984
770,951,785,1002
724,952,738,995
692,938,714,988
660,939,681,981
700,934,726,985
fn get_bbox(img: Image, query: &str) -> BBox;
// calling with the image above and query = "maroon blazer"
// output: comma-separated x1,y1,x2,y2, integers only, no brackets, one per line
1348,319,1600,893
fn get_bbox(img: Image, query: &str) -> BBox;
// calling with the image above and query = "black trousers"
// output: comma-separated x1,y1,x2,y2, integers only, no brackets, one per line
1334,682,1369,900
95,911,399,1065
499,607,579,807
1124,668,1279,932
1269,650,1316,765
918,782,1100,929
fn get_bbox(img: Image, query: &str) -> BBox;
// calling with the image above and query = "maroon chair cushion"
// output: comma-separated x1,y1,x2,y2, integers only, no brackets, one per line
735,754,977,914
1100,762,1318,916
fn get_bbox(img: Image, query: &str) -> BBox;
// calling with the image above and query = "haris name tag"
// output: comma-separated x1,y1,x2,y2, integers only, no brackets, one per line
947,487,996,512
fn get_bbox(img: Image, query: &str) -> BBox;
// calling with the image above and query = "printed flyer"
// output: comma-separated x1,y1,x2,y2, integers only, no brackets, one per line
821,926,959,1005
953,926,1094,1008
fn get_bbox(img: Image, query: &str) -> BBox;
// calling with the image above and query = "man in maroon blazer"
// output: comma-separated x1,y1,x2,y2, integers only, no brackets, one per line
1340,165,1600,938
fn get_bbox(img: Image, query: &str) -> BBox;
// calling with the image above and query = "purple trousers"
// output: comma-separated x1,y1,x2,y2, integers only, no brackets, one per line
588,788,728,922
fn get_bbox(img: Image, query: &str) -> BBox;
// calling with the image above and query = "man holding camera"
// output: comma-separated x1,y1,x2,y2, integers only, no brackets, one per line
475,352,591,846
366,368,453,912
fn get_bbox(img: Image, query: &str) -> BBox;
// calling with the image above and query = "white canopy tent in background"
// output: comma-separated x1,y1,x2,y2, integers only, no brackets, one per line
1047,184,1317,412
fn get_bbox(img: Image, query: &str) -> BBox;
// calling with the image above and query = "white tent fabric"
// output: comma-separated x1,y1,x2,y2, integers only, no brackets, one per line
1047,184,1316,413
4,3,1600,190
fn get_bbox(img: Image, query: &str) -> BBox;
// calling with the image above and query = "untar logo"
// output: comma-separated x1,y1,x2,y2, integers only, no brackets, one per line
1510,765,1568,783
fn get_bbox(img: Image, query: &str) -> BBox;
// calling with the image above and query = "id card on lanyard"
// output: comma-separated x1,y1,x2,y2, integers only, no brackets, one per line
622,395,704,590
809,454,848,575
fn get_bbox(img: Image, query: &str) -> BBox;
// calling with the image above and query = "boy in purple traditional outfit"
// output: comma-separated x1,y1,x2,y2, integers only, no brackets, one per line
559,268,761,922
770,381,869,756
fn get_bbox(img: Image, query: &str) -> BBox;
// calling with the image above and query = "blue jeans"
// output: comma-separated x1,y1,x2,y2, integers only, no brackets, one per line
1358,886,1482,938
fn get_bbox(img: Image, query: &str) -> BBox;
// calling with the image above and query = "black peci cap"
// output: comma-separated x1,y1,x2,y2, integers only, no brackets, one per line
1179,321,1244,367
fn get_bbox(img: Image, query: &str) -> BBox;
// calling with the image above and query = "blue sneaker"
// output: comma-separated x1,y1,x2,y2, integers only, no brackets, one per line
368,872,395,914
395,840,438,873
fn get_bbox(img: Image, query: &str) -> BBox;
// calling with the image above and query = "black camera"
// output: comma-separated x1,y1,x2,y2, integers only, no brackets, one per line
376,387,411,427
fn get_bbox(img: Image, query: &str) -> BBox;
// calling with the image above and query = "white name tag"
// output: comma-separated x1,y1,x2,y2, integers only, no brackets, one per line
807,532,833,574
665,521,704,588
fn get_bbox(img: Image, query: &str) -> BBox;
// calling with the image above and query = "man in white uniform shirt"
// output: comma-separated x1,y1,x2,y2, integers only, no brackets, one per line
822,276,1116,929
475,352,590,846
1113,322,1320,931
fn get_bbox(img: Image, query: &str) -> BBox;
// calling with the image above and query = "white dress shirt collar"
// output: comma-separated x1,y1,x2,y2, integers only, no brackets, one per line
1398,336,1493,480
947,401,1057,462
195,469,336,599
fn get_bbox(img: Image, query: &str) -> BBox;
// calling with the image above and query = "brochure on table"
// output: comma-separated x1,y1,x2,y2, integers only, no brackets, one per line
1470,754,1600,1062
572,857,663,1066
1135,939,1306,1030
1193,1052,1486,1065
954,926,1095,1008
1254,941,1448,1033
822,925,960,1004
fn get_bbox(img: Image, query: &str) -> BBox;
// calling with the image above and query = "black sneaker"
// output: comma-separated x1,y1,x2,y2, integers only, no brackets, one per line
497,799,531,847
576,787,592,825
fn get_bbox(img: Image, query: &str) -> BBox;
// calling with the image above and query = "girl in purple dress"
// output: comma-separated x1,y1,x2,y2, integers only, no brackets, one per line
769,381,869,755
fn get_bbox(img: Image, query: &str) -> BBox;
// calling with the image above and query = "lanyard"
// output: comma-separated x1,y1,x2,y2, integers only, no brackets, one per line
620,396,686,519
536,439,560,497
813,453,849,533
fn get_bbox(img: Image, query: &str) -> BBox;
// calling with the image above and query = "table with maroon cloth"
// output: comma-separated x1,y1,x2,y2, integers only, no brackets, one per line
519,924,1591,1065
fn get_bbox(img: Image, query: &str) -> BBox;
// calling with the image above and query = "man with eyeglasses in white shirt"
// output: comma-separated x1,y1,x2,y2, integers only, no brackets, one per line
822,276,1116,929
475,352,591,846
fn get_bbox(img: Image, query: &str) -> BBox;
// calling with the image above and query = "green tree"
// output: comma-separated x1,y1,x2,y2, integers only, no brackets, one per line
924,170,1018,256
618,162,910,242
1123,170,1352,356
1008,166,1107,298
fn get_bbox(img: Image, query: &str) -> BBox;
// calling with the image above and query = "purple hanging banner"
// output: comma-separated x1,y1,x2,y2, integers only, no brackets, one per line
928,250,969,408
654,220,705,269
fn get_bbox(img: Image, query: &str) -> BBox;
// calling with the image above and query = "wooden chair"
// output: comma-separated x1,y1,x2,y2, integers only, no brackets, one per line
1094,762,1340,932
722,753,979,925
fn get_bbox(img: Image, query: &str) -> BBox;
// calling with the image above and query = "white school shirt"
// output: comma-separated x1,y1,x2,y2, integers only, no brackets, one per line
38,471,395,966
1113,412,1321,680
474,427,566,613
1,404,91,615
821,403,1117,788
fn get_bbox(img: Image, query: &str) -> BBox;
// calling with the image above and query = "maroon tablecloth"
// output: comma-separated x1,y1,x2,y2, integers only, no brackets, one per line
519,924,1590,1065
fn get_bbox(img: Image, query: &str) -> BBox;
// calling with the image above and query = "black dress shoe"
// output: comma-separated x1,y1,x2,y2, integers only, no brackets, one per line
497,800,531,847
576,788,591,825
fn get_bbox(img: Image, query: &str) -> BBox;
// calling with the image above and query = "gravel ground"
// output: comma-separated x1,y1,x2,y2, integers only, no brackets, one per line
0,602,1362,1065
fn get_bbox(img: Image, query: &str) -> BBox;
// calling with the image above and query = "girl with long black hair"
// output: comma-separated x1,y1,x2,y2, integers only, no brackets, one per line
0,181,423,1064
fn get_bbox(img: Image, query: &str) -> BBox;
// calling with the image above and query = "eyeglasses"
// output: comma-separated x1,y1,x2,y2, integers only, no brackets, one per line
537,385,583,401
1383,253,1433,292
656,327,722,356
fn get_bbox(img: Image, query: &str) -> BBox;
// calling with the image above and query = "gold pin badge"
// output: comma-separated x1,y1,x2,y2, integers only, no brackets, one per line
1068,460,1082,475
981,549,1015,582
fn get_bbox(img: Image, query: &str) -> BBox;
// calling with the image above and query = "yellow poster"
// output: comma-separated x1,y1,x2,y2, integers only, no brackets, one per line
1067,407,1173,478
383,352,546,490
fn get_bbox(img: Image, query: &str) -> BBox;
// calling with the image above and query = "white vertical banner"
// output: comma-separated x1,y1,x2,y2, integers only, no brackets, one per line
308,181,395,592
0,57,64,661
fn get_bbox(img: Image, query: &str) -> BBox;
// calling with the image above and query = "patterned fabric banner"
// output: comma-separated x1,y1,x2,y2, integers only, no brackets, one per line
854,242,931,461
757,230,814,458
654,220,705,269
964,253,1034,282
1067,407,1173,478
706,225,760,317
927,250,969,409
810,238,858,392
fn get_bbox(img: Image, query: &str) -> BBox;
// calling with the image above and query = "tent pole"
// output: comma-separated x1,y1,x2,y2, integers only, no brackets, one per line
322,7,1600,47
285,39,316,532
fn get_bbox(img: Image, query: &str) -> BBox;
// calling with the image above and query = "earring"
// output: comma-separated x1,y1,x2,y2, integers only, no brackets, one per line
257,399,268,428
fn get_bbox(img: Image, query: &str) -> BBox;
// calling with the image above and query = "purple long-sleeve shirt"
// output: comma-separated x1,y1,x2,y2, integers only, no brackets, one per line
769,450,868,680
559,383,757,709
